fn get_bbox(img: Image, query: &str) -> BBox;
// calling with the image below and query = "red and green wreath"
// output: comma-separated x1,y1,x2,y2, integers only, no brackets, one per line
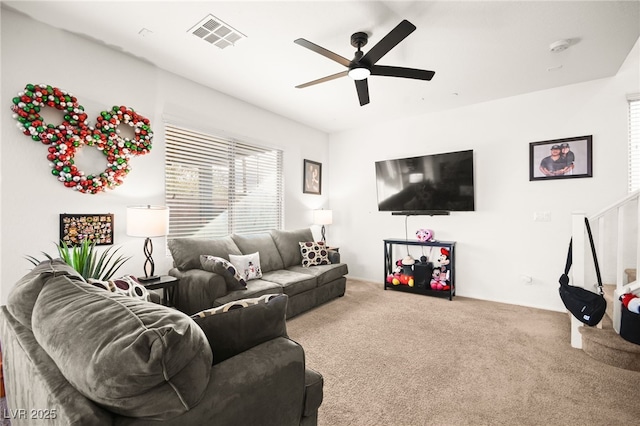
11,83,153,194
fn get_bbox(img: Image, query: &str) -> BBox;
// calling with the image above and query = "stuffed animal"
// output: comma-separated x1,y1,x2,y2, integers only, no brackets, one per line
429,266,450,291
416,228,434,242
620,293,640,314
437,248,451,283
401,255,415,274
386,259,404,285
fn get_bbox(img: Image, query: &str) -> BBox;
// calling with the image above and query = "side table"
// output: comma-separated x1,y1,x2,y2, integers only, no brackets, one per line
142,275,179,308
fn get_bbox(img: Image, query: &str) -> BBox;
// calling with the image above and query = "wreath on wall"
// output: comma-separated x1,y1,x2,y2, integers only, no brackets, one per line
10,83,153,194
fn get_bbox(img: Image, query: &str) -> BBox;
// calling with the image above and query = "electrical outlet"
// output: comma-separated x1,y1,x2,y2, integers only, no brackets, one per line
533,211,551,222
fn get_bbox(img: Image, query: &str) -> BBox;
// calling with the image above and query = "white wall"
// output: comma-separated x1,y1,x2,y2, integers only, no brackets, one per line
328,38,640,312
2,7,638,313
0,8,330,303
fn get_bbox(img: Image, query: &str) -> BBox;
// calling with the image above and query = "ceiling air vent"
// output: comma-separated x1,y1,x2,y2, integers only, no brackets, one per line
188,14,245,49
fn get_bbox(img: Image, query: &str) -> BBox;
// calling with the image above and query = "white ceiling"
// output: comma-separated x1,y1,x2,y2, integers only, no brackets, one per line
5,1,640,134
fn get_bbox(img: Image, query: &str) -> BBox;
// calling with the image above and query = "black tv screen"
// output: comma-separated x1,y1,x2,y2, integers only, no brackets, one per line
375,149,475,213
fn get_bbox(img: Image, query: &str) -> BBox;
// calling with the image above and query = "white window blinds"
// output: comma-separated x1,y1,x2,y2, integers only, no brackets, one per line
629,94,640,192
165,124,283,240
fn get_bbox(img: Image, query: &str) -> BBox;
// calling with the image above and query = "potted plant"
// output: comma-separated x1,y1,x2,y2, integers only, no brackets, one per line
27,239,131,281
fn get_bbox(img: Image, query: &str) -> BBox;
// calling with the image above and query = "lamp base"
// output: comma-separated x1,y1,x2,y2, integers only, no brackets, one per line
138,275,160,282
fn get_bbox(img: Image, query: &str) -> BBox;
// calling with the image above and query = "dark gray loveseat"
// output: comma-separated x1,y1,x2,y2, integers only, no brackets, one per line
0,260,323,425
168,228,348,318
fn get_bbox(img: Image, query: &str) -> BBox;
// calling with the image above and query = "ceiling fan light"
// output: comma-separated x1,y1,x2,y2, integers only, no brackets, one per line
348,67,371,80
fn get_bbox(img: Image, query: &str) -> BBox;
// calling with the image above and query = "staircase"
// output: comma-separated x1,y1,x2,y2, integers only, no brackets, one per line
570,191,640,371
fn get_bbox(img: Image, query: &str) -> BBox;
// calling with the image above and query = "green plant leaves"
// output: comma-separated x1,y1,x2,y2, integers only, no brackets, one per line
27,240,131,281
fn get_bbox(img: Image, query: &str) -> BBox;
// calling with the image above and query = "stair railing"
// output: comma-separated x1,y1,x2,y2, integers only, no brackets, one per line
570,190,640,348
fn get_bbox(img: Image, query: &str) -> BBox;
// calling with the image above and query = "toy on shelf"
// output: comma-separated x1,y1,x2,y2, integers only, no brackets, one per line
416,228,435,242
386,256,416,287
620,293,640,314
430,267,450,291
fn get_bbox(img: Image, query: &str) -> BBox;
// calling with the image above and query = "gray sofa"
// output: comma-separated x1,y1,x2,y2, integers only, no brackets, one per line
0,260,323,425
168,228,348,318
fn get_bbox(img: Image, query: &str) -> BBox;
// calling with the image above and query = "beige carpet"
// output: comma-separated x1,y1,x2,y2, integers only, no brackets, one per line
287,279,640,426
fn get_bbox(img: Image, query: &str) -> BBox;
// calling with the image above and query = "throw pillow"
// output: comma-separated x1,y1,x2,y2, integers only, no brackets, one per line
299,241,331,267
192,294,287,364
89,275,150,301
200,255,247,291
229,252,263,281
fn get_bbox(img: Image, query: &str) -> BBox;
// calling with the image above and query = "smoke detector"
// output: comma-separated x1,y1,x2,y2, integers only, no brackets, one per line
549,39,571,53
188,14,246,49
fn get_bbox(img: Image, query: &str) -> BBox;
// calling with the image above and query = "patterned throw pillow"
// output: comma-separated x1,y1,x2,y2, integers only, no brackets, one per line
89,275,150,301
200,255,247,291
299,241,331,267
228,252,263,281
192,294,281,318
191,294,287,365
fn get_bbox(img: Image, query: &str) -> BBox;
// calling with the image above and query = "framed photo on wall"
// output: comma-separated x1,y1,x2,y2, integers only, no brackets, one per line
529,135,592,181
60,213,114,246
303,159,322,195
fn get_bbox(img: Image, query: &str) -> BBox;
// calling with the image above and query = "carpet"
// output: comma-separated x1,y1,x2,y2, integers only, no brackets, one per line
287,279,640,426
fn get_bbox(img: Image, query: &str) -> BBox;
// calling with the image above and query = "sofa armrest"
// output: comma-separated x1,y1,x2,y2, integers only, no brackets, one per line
169,268,227,315
328,250,340,264
191,294,288,364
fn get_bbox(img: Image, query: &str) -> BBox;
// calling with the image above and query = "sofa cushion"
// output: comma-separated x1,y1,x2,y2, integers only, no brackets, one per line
261,270,317,297
192,294,287,364
214,279,283,306
31,274,212,420
299,241,331,267
169,236,242,271
270,228,314,268
229,252,263,281
231,233,284,273
200,255,247,290
6,259,84,330
287,263,349,287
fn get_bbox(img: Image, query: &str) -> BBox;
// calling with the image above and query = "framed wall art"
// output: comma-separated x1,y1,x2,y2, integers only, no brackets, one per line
60,213,114,246
529,135,592,181
303,159,322,195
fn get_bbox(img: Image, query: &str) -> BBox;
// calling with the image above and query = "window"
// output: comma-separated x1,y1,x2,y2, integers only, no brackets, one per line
629,94,640,192
165,124,283,240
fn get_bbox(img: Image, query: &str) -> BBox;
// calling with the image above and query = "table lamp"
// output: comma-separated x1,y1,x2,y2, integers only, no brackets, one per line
126,205,169,281
313,209,333,243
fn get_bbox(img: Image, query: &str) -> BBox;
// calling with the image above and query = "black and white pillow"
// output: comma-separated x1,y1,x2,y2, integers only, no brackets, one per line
89,275,150,301
299,241,331,267
200,255,247,291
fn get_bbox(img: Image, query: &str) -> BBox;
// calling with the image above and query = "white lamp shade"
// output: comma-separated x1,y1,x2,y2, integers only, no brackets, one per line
126,205,169,237
313,209,333,226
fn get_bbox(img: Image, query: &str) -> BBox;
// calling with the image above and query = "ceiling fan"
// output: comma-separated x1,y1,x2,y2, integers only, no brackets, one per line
294,19,435,106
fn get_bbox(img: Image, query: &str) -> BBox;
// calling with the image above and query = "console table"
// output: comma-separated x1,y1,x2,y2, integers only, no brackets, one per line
383,239,456,300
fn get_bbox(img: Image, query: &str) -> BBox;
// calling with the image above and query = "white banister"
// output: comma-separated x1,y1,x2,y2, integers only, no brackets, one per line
569,191,640,345
616,206,625,289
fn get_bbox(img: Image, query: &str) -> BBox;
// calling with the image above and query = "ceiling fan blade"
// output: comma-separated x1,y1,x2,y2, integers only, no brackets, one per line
370,65,435,81
296,70,349,89
361,20,416,65
294,38,351,67
355,79,370,106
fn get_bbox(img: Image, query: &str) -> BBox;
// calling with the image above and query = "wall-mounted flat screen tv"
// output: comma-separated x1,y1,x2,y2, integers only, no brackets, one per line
375,149,474,213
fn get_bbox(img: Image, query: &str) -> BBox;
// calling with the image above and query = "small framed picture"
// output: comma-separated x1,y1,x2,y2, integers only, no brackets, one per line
529,135,592,181
60,213,114,246
303,159,322,195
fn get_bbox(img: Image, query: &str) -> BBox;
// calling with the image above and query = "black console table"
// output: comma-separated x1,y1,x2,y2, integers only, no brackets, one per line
383,239,456,300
